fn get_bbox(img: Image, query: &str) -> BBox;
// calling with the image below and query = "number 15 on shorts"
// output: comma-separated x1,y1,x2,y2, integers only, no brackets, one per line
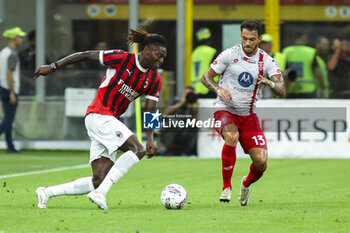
252,135,265,146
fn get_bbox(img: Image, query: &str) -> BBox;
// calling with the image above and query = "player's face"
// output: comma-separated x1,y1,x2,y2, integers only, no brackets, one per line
241,29,261,56
145,45,167,70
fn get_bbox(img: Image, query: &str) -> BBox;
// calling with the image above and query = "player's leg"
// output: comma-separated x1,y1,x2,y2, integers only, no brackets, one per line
85,114,142,210
245,147,267,187
35,136,111,209
88,135,143,210
214,111,239,203
92,135,143,194
238,148,267,206
220,124,239,202
36,176,95,208
237,113,267,206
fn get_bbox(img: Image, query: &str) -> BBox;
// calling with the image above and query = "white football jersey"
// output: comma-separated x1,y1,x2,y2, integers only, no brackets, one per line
210,44,281,116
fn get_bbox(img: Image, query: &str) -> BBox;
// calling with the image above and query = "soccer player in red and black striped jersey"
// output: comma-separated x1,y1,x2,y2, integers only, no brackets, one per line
33,28,167,210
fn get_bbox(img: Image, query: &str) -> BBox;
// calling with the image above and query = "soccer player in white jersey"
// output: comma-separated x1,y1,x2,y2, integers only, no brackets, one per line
201,20,286,206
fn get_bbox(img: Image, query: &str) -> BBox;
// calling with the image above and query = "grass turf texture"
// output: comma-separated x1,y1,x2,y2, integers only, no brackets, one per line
0,150,349,233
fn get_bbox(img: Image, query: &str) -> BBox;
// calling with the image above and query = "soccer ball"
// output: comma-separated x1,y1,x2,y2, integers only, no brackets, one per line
160,184,188,209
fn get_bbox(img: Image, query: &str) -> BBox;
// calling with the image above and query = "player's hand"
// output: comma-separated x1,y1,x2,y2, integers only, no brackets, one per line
33,65,53,79
217,87,232,103
146,139,158,158
257,74,273,87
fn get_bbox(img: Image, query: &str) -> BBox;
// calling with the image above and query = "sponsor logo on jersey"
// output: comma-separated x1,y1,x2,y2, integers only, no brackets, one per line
126,68,133,77
117,79,138,101
212,60,218,65
238,72,254,87
234,59,239,63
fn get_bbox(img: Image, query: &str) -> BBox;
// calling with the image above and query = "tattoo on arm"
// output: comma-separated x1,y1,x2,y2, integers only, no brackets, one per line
270,75,286,98
56,50,100,68
201,69,219,93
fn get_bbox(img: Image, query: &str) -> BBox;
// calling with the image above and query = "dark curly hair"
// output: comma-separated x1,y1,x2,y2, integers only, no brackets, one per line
241,20,263,37
128,27,167,50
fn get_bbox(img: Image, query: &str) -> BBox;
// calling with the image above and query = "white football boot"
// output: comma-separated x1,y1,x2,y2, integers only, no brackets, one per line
238,176,251,206
219,187,232,203
36,187,50,208
88,191,108,210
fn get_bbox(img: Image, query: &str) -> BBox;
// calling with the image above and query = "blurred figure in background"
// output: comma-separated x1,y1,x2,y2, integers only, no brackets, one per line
282,32,325,98
81,41,110,88
327,38,350,98
191,27,218,98
259,34,296,98
0,27,26,153
315,36,330,98
19,30,36,96
159,86,198,156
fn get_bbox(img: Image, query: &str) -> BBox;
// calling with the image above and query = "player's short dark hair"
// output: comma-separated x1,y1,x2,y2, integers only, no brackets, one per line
128,28,167,50
241,20,263,36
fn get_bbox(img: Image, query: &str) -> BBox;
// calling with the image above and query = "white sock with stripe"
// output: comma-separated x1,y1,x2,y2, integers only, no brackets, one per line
45,176,94,197
95,150,139,195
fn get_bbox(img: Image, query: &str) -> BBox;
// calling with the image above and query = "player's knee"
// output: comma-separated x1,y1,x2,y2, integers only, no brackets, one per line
254,157,267,171
224,133,239,146
129,144,146,159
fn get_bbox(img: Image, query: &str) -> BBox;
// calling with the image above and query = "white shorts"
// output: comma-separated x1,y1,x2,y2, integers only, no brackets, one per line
85,113,133,164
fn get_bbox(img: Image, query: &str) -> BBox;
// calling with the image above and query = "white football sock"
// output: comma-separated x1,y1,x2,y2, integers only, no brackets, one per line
95,150,139,195
45,176,94,197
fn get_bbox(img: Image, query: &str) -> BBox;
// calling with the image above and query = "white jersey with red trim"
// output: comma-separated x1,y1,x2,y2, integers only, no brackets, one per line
210,44,281,116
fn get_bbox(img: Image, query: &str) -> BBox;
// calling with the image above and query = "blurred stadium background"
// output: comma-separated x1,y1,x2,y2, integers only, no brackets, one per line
0,1,350,232
0,0,349,154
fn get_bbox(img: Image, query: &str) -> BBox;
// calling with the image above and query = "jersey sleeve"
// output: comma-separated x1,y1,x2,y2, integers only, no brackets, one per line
7,53,17,70
145,71,162,102
210,48,231,75
265,55,282,78
99,49,126,67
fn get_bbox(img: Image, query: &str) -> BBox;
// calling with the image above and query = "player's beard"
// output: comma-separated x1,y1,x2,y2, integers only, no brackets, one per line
243,44,258,56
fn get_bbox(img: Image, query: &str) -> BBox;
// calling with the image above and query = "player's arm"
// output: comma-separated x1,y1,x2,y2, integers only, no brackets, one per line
144,98,158,158
257,74,286,98
33,50,100,79
201,67,232,102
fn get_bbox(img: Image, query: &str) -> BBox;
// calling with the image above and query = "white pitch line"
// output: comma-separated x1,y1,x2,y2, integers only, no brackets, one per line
0,164,89,179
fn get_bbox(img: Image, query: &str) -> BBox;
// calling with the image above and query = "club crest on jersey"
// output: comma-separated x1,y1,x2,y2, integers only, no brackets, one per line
116,131,123,138
238,72,254,87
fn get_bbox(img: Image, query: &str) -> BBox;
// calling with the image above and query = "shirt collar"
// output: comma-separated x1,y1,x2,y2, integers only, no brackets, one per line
135,54,148,73
239,45,260,62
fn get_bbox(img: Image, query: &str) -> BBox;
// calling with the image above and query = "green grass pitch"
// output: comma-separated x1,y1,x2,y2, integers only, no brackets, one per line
0,150,349,233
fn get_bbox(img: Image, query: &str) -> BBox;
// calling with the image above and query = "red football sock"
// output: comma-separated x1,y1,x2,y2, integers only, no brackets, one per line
221,144,236,190
243,163,267,187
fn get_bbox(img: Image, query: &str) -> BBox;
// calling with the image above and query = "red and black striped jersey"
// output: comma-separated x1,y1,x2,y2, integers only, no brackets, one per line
86,49,162,119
